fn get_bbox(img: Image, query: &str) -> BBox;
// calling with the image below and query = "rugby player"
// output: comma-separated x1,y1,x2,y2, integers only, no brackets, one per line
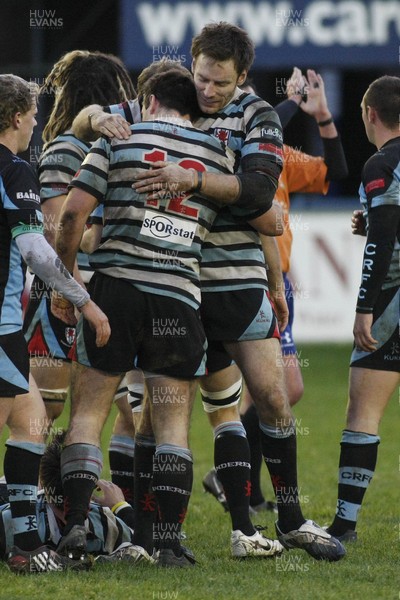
0,433,140,570
237,68,348,513
53,69,282,568
326,75,400,542
132,24,345,562
73,22,346,563
0,73,109,573
22,51,139,505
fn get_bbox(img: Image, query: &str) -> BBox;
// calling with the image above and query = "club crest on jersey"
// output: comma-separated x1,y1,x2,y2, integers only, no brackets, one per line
65,327,76,345
212,128,231,145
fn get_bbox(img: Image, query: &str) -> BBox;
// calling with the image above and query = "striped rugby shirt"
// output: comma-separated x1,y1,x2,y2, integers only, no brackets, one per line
107,91,283,293
0,495,133,558
38,132,93,281
70,117,235,308
195,89,283,292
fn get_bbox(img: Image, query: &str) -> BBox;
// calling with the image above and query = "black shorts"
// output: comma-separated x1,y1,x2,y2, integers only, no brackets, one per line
0,330,29,396
24,276,76,360
201,288,279,342
72,272,207,379
350,286,400,372
201,288,280,373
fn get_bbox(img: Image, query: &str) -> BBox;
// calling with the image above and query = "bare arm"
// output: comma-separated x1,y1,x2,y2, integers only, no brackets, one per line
259,235,288,332
133,161,240,204
41,195,66,248
72,104,131,142
55,188,98,272
80,223,103,254
248,202,284,236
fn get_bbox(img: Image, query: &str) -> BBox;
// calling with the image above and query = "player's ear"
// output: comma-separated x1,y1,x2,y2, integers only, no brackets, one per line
149,94,158,115
237,71,248,87
191,59,195,75
367,106,377,124
12,112,22,129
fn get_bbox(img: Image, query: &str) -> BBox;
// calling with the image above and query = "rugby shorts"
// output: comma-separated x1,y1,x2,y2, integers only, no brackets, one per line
0,330,29,396
201,288,280,373
350,286,400,372
71,272,207,379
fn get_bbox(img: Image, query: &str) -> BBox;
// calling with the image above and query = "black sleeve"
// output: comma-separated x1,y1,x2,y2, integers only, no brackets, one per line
356,204,400,313
116,505,135,530
274,99,300,128
321,136,348,181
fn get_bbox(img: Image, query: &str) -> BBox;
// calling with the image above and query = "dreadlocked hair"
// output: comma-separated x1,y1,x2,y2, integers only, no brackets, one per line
42,50,136,144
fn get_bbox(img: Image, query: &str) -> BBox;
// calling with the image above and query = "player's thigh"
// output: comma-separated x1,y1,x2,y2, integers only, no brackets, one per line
346,367,400,434
0,330,30,432
224,338,291,423
7,374,47,442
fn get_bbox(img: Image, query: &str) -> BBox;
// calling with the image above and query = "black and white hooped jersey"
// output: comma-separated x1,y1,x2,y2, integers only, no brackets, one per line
38,132,93,280
106,93,283,293
0,495,132,559
70,117,235,308
0,144,43,334
195,89,283,293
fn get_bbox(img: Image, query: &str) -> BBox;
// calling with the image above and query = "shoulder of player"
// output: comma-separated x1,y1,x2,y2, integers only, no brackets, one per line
40,133,91,162
1,153,37,183
362,145,399,182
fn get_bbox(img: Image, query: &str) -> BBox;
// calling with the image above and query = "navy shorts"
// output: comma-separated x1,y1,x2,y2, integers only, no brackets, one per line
72,272,207,379
201,288,280,373
0,330,29,396
350,286,400,372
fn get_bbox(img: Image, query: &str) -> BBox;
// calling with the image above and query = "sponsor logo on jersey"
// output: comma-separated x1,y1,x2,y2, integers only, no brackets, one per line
259,142,283,159
212,128,231,144
141,210,196,246
365,178,385,194
16,190,41,203
261,127,283,142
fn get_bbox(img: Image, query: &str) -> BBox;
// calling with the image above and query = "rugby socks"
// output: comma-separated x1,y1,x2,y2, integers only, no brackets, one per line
214,422,255,536
109,434,135,506
132,434,156,554
328,430,380,536
240,405,265,506
4,440,45,550
259,421,304,532
127,382,145,414
152,444,193,555
60,443,102,535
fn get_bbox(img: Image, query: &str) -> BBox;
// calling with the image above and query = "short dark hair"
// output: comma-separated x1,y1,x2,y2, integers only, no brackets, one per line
364,75,400,129
137,58,189,99
39,431,66,507
0,74,39,134
142,69,200,120
191,22,255,76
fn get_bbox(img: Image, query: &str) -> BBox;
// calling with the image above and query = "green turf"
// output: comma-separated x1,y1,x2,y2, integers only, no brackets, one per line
0,344,398,600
